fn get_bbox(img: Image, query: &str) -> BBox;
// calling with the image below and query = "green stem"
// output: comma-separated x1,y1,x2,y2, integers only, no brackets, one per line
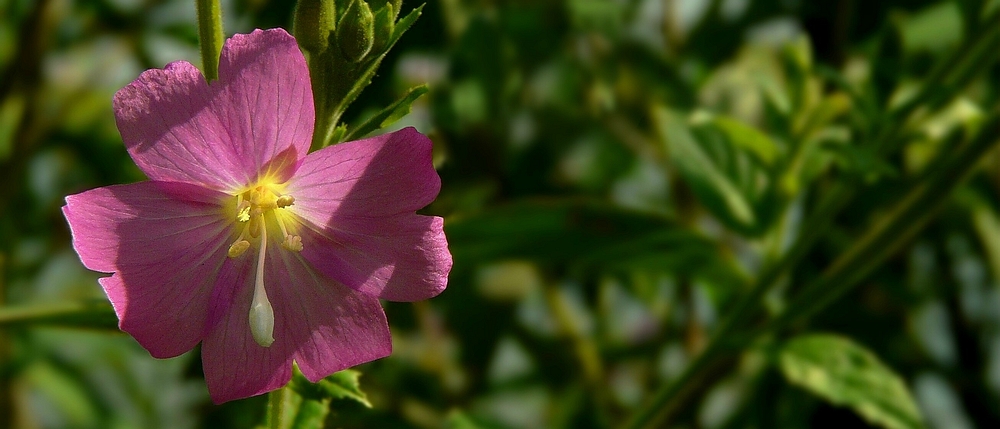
623,17,1000,426
621,165,854,429
881,8,1000,152
0,301,118,328
195,0,224,81
544,283,611,426
267,387,288,429
0,254,10,429
770,112,1000,333
622,112,1000,429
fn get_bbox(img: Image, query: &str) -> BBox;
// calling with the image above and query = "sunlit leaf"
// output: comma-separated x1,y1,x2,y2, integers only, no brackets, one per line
343,84,428,141
778,334,925,429
899,2,963,53
316,370,372,408
445,410,485,429
652,106,757,227
710,116,780,166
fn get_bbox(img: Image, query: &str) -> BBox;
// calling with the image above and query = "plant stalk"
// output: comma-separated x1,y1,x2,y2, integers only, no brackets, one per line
195,0,224,81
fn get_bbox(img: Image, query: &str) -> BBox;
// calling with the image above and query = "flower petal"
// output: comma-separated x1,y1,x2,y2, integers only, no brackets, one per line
298,214,452,302
113,28,313,191
201,239,391,404
62,181,231,358
215,28,315,183
286,127,440,219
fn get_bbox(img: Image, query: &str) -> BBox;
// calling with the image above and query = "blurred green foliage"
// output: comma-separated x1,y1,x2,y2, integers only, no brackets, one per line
1,0,1000,428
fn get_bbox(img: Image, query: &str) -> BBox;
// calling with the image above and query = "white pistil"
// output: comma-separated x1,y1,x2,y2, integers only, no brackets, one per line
248,227,275,347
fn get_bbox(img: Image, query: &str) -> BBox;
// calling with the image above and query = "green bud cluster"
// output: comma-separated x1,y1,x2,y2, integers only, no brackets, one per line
293,0,421,149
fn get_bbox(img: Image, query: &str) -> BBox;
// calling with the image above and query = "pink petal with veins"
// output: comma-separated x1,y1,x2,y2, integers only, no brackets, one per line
113,29,313,191
63,181,230,358
202,236,390,404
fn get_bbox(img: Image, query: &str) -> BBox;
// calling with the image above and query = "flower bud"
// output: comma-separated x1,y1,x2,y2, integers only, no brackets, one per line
337,0,375,63
294,0,337,54
371,1,394,54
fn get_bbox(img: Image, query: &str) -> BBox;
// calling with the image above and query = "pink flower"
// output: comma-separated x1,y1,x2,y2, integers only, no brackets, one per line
61,28,451,403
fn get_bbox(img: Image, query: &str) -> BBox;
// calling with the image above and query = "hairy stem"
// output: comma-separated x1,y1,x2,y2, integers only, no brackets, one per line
195,0,224,81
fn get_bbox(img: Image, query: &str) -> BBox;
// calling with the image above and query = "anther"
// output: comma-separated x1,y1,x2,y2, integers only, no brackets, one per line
227,240,251,258
237,205,251,222
276,195,295,208
248,215,262,238
281,235,303,252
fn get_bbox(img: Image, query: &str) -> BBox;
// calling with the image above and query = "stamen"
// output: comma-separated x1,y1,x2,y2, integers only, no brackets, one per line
227,240,251,258
237,205,251,222
248,214,262,238
277,215,291,238
235,194,251,222
249,228,275,347
282,235,303,252
274,215,304,252
276,195,295,208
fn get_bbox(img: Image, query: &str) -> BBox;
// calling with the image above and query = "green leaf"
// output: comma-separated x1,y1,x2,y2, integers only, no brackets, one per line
445,410,484,429
343,84,429,141
778,334,925,429
652,106,757,227
447,199,699,264
386,3,423,49
320,370,371,407
898,2,963,54
290,398,331,429
292,369,372,408
710,116,779,166
822,142,899,183
329,123,348,145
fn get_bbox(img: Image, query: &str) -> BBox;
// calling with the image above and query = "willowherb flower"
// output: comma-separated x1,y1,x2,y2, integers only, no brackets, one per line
61,28,451,403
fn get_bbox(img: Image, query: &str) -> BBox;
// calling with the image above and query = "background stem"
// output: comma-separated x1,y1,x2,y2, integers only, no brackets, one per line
195,0,224,81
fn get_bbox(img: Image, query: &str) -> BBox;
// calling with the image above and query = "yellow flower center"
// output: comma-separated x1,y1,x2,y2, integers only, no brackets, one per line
225,179,302,348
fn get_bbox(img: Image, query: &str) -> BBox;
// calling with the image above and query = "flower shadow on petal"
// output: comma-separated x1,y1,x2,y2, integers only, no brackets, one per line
103,181,231,358
294,129,451,302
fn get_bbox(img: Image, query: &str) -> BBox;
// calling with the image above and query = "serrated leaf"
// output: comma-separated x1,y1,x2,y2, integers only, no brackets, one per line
317,370,372,407
778,334,925,429
290,398,330,429
343,84,428,141
387,4,423,48
329,123,348,145
290,368,371,409
652,106,757,227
